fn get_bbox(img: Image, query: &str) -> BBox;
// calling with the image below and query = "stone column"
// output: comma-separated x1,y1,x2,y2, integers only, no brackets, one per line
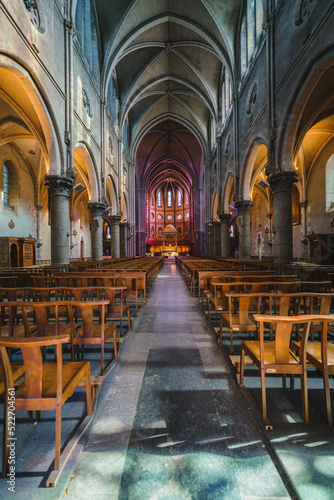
110,215,122,258
136,187,146,256
219,213,230,258
45,175,73,265
269,171,298,264
88,202,105,261
235,200,253,260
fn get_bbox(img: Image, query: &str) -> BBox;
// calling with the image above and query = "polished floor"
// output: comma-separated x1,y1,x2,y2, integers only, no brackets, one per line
1,263,334,499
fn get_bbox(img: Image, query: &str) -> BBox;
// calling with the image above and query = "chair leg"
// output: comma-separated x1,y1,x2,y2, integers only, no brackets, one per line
240,346,245,385
261,369,267,420
101,341,104,375
54,405,62,470
323,368,332,426
2,398,10,476
127,310,131,332
282,374,287,390
219,315,223,344
114,329,118,359
85,371,92,415
301,369,309,425
208,304,211,322
230,328,234,354
120,317,123,337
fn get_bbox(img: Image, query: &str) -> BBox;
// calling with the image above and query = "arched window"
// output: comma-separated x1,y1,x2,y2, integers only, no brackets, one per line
240,17,247,76
177,190,182,207
75,0,100,79
3,163,9,206
240,0,264,77
222,68,233,122
157,191,162,207
167,190,172,208
326,155,334,212
185,193,189,205
2,161,18,211
151,196,154,206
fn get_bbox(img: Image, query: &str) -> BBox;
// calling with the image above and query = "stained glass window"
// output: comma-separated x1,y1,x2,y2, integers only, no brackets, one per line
177,190,182,207
3,164,9,206
185,193,189,205
167,190,172,208
158,191,162,207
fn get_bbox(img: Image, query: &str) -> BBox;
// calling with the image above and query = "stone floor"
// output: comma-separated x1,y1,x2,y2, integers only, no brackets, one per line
1,262,334,499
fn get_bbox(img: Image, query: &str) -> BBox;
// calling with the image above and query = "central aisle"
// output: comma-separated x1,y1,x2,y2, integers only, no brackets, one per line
65,263,289,499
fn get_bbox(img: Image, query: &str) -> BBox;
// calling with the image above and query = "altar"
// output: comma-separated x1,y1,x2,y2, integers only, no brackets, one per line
161,224,178,258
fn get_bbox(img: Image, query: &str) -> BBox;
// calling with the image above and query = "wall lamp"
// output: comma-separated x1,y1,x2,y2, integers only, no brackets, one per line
67,229,77,237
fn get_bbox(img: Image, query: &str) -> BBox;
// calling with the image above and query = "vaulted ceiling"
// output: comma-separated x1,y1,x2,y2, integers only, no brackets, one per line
95,0,242,178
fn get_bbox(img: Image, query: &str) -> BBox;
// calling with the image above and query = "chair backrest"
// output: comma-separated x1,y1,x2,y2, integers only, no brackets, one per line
74,300,108,338
0,334,69,400
0,302,30,337
253,315,314,367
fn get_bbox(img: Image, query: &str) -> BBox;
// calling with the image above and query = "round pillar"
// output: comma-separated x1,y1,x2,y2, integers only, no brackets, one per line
110,215,122,258
88,202,105,261
45,175,73,265
235,200,253,260
269,171,298,264
218,213,230,258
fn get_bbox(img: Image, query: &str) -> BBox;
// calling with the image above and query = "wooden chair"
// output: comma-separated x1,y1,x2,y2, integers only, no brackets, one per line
291,315,334,425
0,302,36,338
0,334,91,475
100,287,131,336
71,300,117,375
220,293,258,353
240,315,313,425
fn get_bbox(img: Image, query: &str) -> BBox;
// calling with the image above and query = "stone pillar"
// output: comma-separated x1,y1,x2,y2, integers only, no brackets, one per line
36,204,43,262
219,213,230,258
110,215,122,258
235,200,253,260
45,175,73,265
136,187,146,256
269,171,298,264
88,202,105,261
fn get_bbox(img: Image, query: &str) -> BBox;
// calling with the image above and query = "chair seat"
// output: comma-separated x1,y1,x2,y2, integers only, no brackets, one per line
32,323,73,337
106,304,130,318
221,313,256,328
291,341,334,366
74,323,116,343
16,361,90,400
0,324,37,337
243,340,299,365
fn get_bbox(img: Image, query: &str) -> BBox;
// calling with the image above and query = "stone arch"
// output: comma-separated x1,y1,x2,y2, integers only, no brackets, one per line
222,172,235,214
240,139,267,200
278,47,334,171
0,54,63,175
73,142,99,201
122,192,128,220
106,175,118,215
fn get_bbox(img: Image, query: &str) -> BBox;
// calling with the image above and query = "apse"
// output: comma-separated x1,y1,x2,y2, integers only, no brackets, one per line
135,119,205,257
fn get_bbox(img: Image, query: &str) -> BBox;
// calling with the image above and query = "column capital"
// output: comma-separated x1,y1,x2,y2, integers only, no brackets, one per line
268,171,298,193
109,215,122,223
88,202,106,216
235,199,254,212
45,175,74,197
218,213,230,222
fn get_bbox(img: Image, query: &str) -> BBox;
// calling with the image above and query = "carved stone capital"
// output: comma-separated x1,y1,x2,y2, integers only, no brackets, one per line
234,200,254,212
268,171,298,194
45,175,74,197
88,202,106,217
218,213,230,222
